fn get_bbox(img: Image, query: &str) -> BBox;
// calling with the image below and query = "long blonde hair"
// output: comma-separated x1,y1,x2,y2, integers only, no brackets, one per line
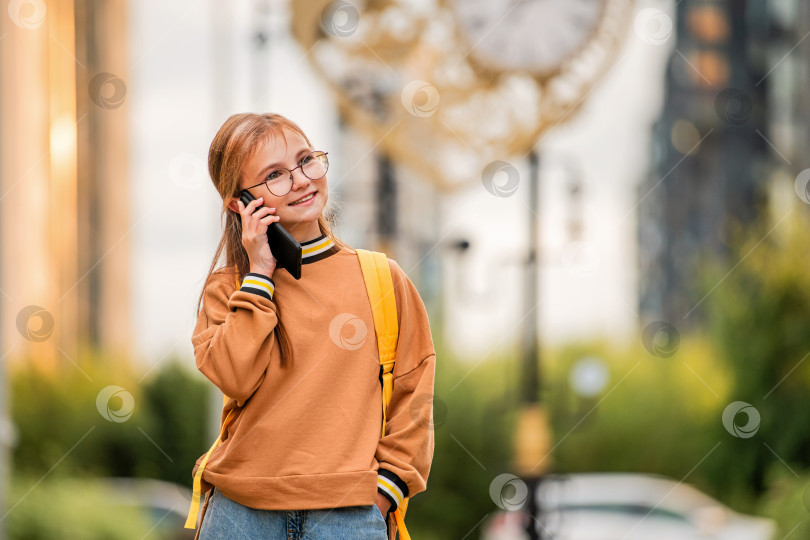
197,112,349,368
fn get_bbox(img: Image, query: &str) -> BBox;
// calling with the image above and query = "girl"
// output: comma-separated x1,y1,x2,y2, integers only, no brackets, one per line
188,113,436,540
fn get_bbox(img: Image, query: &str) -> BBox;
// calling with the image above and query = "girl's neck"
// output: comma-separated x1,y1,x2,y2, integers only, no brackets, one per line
288,221,323,244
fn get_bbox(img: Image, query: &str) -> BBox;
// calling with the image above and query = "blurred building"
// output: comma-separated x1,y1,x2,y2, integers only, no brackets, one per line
0,0,132,370
767,1,810,173
637,0,808,327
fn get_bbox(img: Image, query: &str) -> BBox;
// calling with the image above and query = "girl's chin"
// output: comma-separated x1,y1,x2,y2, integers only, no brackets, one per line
277,214,322,230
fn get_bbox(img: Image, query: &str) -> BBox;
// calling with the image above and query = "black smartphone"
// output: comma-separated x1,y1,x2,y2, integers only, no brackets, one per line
239,190,302,280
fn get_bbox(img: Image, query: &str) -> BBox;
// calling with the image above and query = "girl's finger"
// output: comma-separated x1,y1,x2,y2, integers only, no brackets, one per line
241,196,263,217
249,206,272,231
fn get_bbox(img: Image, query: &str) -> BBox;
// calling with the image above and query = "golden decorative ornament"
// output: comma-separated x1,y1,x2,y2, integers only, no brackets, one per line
291,0,633,191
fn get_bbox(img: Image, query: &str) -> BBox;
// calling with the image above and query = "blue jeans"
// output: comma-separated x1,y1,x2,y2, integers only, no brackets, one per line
198,487,388,540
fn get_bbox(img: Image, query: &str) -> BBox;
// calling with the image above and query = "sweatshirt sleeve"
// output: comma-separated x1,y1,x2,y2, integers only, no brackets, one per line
192,271,279,407
375,259,436,513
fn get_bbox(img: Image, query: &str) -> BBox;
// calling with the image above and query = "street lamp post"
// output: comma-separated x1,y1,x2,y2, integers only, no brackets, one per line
513,148,553,540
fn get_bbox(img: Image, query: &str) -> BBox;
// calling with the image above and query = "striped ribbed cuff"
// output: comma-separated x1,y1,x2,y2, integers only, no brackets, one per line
240,272,275,301
377,469,409,513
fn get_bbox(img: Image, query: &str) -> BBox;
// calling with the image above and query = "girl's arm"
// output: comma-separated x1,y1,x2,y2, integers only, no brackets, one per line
192,271,279,406
375,260,437,513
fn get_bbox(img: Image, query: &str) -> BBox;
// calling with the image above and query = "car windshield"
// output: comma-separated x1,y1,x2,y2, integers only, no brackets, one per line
552,503,691,524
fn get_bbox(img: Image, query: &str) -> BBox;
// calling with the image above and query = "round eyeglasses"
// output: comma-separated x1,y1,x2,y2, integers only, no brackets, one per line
245,151,329,197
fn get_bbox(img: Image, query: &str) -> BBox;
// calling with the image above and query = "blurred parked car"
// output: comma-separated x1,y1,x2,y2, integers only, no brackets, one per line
482,472,775,540
97,477,197,540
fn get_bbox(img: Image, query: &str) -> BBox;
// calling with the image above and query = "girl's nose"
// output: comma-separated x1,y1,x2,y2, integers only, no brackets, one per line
291,167,311,189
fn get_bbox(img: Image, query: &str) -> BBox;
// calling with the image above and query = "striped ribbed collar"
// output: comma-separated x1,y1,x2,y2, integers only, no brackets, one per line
301,233,340,264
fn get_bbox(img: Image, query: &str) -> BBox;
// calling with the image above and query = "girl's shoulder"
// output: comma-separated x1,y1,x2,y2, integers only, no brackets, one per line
207,266,240,291
348,248,410,290
342,245,398,271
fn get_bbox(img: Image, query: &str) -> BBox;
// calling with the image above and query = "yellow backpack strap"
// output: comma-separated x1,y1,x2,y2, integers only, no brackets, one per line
186,273,242,529
184,394,234,529
356,249,398,437
356,249,411,538
394,505,411,540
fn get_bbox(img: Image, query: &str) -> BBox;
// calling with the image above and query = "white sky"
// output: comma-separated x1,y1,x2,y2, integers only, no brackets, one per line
127,0,674,367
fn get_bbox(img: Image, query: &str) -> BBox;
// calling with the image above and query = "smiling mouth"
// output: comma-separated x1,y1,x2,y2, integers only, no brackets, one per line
289,191,316,205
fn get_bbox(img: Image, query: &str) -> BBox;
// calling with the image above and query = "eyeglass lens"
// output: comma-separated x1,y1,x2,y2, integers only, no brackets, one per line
265,152,329,196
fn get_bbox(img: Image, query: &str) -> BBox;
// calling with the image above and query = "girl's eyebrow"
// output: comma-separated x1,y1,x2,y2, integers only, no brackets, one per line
256,148,311,180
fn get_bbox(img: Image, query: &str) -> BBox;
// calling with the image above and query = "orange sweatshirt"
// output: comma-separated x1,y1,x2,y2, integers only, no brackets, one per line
191,234,436,516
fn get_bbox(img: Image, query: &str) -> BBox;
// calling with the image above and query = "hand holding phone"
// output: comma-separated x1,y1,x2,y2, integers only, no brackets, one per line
238,190,303,280
237,193,278,275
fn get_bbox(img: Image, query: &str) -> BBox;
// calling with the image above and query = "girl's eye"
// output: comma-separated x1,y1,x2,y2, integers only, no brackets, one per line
301,155,313,164
267,170,282,181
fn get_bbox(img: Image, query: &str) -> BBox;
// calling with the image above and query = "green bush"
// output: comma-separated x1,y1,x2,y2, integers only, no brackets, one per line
405,330,735,536
758,464,810,538
404,322,756,537
405,330,517,540
9,352,208,483
544,337,727,483
701,208,810,506
4,473,161,540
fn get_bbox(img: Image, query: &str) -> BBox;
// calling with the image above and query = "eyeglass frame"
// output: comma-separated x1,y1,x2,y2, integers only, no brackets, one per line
243,151,329,197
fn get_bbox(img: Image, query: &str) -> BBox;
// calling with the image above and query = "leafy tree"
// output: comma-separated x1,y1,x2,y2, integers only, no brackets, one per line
700,205,810,501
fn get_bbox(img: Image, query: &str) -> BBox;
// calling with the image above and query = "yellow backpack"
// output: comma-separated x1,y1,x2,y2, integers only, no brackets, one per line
184,249,411,539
